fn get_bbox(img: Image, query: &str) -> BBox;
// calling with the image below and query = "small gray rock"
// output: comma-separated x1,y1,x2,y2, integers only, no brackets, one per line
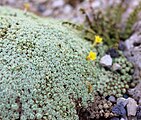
111,117,120,120
112,63,122,71
91,0,101,8
112,103,126,116
139,99,141,105
127,98,138,116
100,54,112,67
137,106,141,119
64,5,72,14
108,96,116,103
128,116,137,120
117,97,128,107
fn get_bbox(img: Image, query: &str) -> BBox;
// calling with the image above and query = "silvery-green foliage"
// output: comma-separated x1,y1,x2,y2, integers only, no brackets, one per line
0,6,95,120
0,7,133,120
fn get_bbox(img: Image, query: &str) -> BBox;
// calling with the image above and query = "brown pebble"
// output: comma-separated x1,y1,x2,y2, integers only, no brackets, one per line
103,103,109,109
104,112,110,118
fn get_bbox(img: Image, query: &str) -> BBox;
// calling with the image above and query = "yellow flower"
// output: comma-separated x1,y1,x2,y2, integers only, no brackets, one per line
86,51,97,61
93,35,103,46
24,3,30,11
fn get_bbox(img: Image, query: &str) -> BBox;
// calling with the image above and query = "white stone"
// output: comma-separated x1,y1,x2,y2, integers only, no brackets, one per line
127,98,138,116
100,54,112,67
64,5,72,14
52,0,64,8
43,9,53,16
91,0,101,8
120,118,125,120
112,63,122,71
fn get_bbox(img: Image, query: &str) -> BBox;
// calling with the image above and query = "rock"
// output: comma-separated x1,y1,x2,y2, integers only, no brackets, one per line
52,0,64,8
124,34,141,81
91,0,101,8
111,117,120,120
128,82,141,103
118,41,126,51
104,112,110,118
103,103,109,109
108,96,116,103
139,99,141,105
120,118,125,120
42,9,53,16
128,116,137,120
100,54,112,67
127,98,138,116
117,97,128,107
106,48,119,58
63,5,72,14
37,3,47,13
137,106,141,119
122,116,128,120
123,94,129,99
124,34,141,50
112,63,122,71
112,103,126,116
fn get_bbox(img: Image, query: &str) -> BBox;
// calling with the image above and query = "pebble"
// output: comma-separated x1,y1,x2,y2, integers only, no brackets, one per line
122,116,128,120
43,9,53,16
106,48,119,58
91,0,101,8
112,63,122,71
127,98,138,116
117,97,128,107
108,96,116,103
139,99,141,105
123,94,129,99
37,3,47,13
118,41,126,51
103,103,109,109
104,112,110,118
112,103,126,116
137,106,141,119
120,118,125,120
52,0,64,8
100,54,112,67
63,5,72,14
111,117,120,120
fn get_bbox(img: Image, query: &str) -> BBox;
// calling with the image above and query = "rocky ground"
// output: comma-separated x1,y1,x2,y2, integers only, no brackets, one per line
0,0,141,120
0,0,140,23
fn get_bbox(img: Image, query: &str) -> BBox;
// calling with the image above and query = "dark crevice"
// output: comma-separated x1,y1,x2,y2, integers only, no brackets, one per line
133,42,141,47
15,96,23,120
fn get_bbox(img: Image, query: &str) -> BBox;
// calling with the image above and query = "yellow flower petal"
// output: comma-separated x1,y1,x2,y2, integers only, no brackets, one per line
24,3,30,11
93,35,103,46
86,51,97,61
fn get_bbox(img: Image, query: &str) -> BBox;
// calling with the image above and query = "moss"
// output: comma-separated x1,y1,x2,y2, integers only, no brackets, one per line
0,6,95,120
0,6,134,120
